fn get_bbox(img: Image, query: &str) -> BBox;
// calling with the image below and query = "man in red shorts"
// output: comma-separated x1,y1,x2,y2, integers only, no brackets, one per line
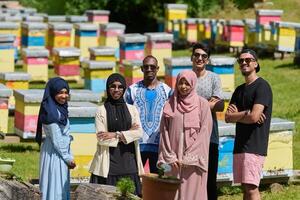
225,49,273,200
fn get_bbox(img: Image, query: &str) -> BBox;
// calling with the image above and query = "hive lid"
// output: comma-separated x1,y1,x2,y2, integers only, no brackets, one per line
13,89,43,103
0,72,31,81
20,8,37,15
0,83,12,98
88,46,116,56
100,22,126,31
85,10,110,15
0,22,19,29
23,15,44,22
22,48,49,57
209,56,236,65
52,47,81,57
256,9,284,16
163,57,192,66
48,22,73,30
21,22,47,29
227,20,244,26
243,18,256,26
144,32,174,42
164,4,188,10
74,23,98,31
69,89,100,103
118,33,147,43
45,15,67,22
3,15,22,22
68,102,98,117
66,15,88,23
81,60,115,69
275,21,300,28
185,18,198,24
218,121,236,136
122,60,143,69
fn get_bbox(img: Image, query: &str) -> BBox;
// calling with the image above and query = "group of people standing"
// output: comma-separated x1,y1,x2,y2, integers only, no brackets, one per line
36,43,272,200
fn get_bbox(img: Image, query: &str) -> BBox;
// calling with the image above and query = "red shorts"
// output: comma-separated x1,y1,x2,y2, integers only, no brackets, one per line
233,153,265,186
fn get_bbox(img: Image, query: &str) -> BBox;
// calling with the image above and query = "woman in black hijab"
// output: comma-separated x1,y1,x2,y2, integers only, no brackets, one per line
89,73,144,196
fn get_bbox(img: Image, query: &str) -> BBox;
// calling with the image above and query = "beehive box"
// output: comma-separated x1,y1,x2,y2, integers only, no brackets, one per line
179,19,186,39
0,72,31,90
21,22,47,49
122,60,143,85
226,20,245,47
44,15,67,23
171,19,180,40
215,19,226,46
164,4,188,32
52,47,81,79
184,18,198,43
144,32,173,77
89,46,117,62
23,15,44,22
66,15,88,47
206,56,236,92
74,23,98,58
47,23,72,52
21,48,49,82
85,10,110,25
255,9,283,26
243,19,256,47
81,60,115,93
20,8,37,15
196,18,210,43
0,34,15,73
69,101,98,178
0,84,12,134
0,22,21,50
99,22,126,58
118,33,147,63
163,57,192,89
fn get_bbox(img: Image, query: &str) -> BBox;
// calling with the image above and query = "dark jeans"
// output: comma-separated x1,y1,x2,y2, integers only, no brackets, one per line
207,143,219,200
141,151,158,173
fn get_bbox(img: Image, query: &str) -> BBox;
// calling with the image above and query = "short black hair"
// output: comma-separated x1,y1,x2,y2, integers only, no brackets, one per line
143,55,158,65
192,43,211,58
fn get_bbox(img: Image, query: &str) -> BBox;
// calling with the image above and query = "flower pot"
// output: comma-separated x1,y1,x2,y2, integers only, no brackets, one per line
141,173,181,200
0,158,15,173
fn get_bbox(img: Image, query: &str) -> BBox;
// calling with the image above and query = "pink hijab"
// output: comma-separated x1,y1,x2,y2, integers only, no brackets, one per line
163,70,200,129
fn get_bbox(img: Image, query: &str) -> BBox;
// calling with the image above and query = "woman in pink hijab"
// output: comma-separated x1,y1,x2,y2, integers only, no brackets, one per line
158,70,213,200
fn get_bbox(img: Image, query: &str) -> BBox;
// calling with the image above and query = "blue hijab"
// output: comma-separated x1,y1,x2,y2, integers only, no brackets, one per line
36,77,70,145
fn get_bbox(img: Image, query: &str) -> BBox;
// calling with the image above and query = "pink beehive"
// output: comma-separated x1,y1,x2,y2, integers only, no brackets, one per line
226,20,245,47
85,10,110,25
256,9,283,25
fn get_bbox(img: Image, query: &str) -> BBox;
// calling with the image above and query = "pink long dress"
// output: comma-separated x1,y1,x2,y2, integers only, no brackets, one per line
158,96,212,200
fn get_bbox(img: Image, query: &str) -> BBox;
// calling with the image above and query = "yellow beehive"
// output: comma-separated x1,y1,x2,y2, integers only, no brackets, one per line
219,74,235,92
0,49,15,73
89,46,117,62
273,22,299,52
243,19,256,47
197,19,209,42
71,155,94,177
99,22,125,48
15,98,40,115
164,4,188,32
261,24,272,48
48,23,72,50
0,84,12,134
67,16,88,47
179,19,187,39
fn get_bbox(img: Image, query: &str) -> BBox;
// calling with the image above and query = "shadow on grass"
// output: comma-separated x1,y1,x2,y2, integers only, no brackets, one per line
0,144,39,152
275,63,300,70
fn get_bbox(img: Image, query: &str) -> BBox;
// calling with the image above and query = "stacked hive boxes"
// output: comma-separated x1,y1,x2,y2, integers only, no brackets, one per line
0,84,12,134
123,60,143,85
21,48,49,82
21,22,47,49
99,22,126,58
164,57,192,89
164,4,188,33
69,101,98,179
184,18,198,43
66,15,88,47
85,10,110,25
243,19,256,48
0,34,15,73
82,60,115,93
74,23,98,58
144,32,173,77
0,22,21,52
47,23,72,53
206,56,236,92
52,47,81,81
89,46,116,62
226,20,245,48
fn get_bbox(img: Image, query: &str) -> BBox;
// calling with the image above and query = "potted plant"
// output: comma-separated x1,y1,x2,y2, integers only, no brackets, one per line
116,177,140,200
141,164,181,200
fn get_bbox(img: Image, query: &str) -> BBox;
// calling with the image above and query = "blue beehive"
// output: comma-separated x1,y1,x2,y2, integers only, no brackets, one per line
218,136,234,174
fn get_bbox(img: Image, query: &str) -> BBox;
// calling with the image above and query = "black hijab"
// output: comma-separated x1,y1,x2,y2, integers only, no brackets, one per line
36,77,70,145
104,73,132,132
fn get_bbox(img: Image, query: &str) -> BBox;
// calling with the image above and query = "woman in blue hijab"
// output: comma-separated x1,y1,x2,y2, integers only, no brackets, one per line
36,77,76,200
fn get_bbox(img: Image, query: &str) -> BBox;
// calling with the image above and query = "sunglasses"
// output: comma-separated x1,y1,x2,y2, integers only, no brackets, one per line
109,84,124,90
237,58,256,65
142,64,157,71
192,53,208,60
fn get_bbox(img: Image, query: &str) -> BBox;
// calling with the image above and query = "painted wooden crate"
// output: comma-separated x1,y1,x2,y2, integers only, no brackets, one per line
144,32,173,77
66,15,88,47
0,84,12,134
0,34,15,73
164,4,188,32
74,23,98,58
184,18,198,43
21,22,47,49
255,9,283,26
243,19,256,48
68,101,98,178
122,60,143,86
226,20,245,47
163,57,192,89
47,23,72,53
85,10,110,25
99,22,125,58
52,47,81,79
89,46,117,62
206,56,236,92
82,60,115,93
118,33,147,63
21,48,49,82
0,22,21,50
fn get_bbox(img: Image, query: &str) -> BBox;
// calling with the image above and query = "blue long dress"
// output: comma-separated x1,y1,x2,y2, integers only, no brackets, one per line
39,120,73,200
